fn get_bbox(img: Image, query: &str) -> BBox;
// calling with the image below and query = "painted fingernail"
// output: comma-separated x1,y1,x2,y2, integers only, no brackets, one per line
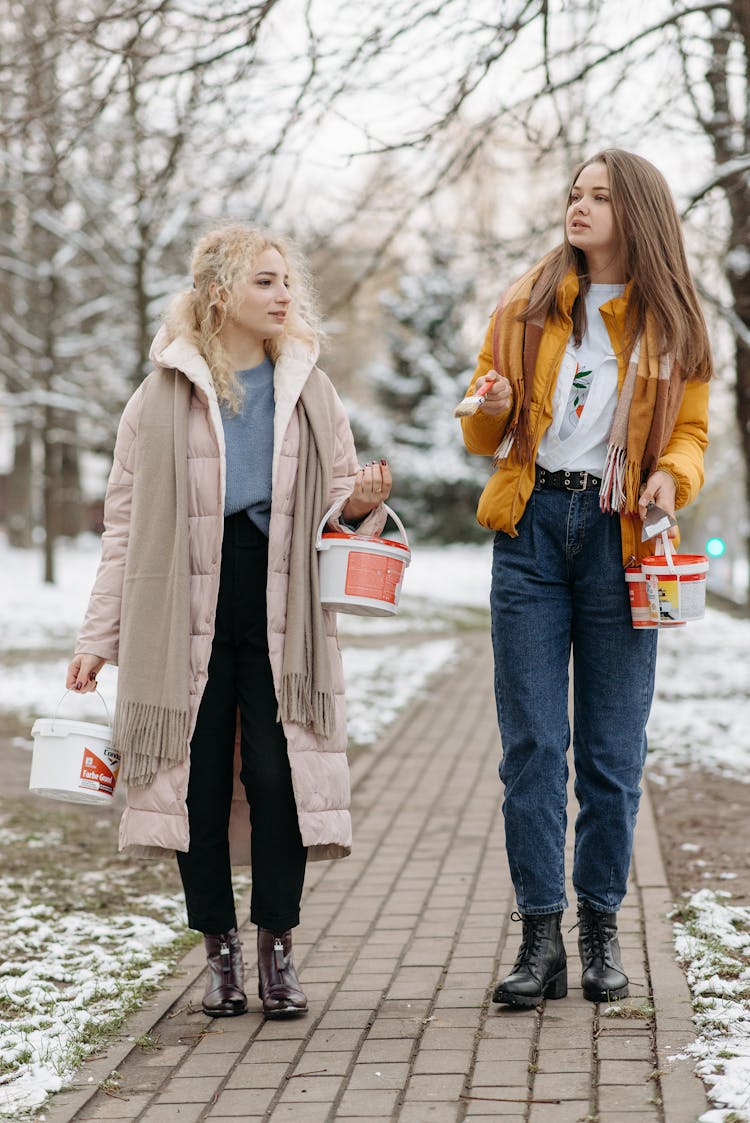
380,459,388,465
75,682,82,691
88,671,96,681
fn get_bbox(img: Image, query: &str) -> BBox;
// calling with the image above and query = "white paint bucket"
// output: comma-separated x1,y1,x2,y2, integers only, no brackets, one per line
641,537,708,626
316,503,411,616
29,691,120,804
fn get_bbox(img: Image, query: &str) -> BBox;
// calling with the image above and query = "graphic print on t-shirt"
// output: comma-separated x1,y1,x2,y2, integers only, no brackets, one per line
564,363,593,430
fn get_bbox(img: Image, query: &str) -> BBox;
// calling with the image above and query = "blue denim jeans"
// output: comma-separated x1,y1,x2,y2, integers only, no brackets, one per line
490,484,658,916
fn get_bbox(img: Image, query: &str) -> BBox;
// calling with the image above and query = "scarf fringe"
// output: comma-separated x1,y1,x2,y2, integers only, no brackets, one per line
600,446,643,515
600,445,626,513
280,673,336,739
115,700,190,789
492,426,516,468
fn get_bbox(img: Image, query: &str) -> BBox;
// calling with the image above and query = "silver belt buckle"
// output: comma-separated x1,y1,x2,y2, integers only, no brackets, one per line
566,470,587,491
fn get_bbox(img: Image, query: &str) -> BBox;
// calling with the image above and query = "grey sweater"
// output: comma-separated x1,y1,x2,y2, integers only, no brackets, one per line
222,356,275,535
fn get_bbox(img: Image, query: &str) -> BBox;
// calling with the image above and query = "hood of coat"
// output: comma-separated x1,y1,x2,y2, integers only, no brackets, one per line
148,324,322,486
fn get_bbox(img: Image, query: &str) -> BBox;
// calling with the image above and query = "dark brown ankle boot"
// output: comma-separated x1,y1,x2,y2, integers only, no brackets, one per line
257,928,307,1018
202,928,247,1017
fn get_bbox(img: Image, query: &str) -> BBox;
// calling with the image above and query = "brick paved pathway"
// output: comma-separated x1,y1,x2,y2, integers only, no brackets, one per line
46,632,709,1123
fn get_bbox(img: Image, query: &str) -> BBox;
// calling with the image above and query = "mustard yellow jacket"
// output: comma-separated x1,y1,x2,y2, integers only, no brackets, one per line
460,271,710,566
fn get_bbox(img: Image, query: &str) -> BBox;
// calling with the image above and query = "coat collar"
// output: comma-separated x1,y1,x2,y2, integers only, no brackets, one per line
148,325,321,485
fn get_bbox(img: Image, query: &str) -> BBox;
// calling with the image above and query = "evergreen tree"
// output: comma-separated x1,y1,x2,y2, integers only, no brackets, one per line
351,247,491,542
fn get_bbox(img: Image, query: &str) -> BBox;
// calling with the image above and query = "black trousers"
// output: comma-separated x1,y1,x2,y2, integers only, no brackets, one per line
176,513,307,934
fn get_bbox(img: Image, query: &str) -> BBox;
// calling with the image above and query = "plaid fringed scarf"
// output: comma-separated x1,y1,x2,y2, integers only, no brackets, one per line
490,266,686,514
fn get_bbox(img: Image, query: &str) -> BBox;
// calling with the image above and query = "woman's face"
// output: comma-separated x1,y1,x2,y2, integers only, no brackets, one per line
226,247,291,342
565,162,621,266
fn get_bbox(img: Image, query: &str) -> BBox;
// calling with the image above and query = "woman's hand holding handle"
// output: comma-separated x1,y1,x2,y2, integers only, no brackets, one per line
342,459,392,523
639,471,678,538
66,653,106,693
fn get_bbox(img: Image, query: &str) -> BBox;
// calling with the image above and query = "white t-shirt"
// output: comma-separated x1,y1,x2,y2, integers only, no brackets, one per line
536,283,625,474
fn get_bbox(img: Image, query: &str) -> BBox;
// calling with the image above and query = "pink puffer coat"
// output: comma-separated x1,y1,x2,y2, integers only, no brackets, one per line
76,328,385,863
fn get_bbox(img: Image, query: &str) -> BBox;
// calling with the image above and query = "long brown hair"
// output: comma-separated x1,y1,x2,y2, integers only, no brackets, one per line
524,149,712,380
164,224,322,412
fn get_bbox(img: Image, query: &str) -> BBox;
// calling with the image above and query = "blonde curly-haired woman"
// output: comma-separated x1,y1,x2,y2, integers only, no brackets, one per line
67,225,391,1019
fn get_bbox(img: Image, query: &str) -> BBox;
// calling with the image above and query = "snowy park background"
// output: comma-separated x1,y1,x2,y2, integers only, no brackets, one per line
2,0,750,1118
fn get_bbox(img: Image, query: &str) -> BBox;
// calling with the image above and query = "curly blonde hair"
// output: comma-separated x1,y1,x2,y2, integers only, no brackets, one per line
165,224,322,412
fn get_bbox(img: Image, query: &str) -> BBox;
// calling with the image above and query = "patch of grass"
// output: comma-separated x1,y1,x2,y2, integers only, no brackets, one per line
135,1032,161,1051
100,1069,122,1094
603,1002,655,1019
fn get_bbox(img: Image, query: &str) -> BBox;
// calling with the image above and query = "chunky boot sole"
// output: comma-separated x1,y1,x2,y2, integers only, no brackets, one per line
582,980,629,1003
202,999,248,1017
493,966,568,1007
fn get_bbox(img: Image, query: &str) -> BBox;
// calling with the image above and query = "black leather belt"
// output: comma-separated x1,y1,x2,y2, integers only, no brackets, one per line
536,467,601,492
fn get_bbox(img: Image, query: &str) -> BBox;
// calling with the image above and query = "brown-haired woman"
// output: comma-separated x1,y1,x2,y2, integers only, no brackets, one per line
459,150,711,1007
66,225,392,1018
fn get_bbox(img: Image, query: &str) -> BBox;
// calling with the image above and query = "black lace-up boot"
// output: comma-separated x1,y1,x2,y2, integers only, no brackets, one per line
257,928,308,1018
202,928,247,1017
492,911,567,1008
577,901,629,1002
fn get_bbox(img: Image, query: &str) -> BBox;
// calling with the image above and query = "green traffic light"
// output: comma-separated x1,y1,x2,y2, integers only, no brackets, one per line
706,537,726,557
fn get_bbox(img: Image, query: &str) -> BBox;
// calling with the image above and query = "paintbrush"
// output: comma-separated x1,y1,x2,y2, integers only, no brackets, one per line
453,375,497,418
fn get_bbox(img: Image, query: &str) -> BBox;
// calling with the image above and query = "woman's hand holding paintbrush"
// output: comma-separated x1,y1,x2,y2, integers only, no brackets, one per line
454,371,513,418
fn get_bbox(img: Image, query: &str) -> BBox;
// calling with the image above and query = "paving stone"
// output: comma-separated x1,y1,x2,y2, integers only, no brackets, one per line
334,1088,400,1115
462,1086,530,1116
224,1061,291,1088
420,1027,477,1050
599,1059,657,1084
404,1072,466,1100
532,1070,592,1099
472,1059,533,1086
346,1061,409,1090
288,1050,351,1078
596,1035,653,1061
78,1095,153,1120
275,1074,344,1101
265,1103,330,1121
140,1106,205,1123
527,1100,594,1122
156,1075,223,1102
356,1038,414,1064
172,1051,237,1078
198,1087,275,1114
412,1048,473,1075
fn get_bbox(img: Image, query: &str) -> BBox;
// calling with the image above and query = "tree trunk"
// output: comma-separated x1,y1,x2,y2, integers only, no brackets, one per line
59,422,83,538
7,426,34,548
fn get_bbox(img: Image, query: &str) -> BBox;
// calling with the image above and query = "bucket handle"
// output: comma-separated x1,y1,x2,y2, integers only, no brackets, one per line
52,689,112,732
655,530,677,574
316,502,410,551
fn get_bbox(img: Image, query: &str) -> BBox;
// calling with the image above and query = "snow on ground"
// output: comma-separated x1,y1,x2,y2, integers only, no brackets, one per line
647,609,750,782
673,890,750,1123
0,862,187,1116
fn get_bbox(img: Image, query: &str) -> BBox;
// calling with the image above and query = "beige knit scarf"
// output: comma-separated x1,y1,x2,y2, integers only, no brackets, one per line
279,366,337,737
114,363,339,789
491,266,686,515
114,368,192,789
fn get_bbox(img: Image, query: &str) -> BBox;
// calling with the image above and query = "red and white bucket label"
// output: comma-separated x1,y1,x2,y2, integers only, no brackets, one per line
78,745,121,797
345,551,405,605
